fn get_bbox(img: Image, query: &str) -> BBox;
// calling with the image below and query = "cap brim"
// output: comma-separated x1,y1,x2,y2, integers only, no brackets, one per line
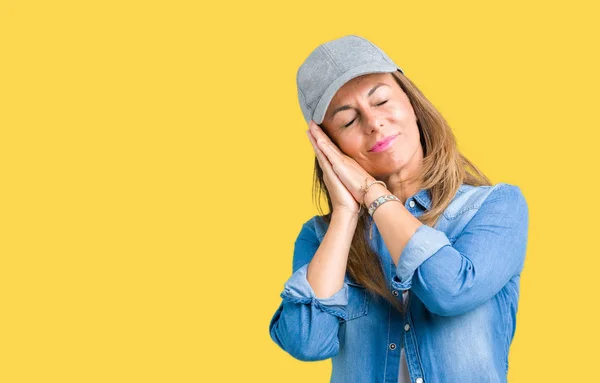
312,63,403,125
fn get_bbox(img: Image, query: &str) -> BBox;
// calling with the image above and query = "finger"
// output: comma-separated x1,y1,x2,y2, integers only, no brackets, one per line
307,130,328,166
307,130,334,173
311,134,346,174
315,137,343,163
309,123,344,161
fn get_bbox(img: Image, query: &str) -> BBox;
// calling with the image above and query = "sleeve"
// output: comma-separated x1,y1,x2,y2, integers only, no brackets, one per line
268,217,349,361
390,184,529,317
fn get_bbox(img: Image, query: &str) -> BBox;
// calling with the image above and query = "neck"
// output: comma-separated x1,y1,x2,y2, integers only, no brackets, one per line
384,177,421,205
377,150,423,205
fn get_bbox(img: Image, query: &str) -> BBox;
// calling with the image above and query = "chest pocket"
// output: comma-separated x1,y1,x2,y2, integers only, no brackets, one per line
344,280,371,321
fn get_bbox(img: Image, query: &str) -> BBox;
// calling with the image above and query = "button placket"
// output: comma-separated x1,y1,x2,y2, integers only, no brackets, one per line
402,313,426,383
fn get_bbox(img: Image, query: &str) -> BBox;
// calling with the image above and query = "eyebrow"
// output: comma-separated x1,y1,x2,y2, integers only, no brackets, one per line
329,83,389,120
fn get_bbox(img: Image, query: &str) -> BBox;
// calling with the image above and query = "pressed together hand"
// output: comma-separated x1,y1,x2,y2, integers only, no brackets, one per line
306,120,376,215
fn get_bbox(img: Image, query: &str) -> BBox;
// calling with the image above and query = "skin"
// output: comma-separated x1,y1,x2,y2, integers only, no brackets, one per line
308,72,424,210
304,72,426,298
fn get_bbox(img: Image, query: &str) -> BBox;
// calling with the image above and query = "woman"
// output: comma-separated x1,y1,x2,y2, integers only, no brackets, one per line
268,35,529,383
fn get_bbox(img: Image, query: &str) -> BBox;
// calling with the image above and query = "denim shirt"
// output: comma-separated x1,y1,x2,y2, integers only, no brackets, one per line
269,182,529,383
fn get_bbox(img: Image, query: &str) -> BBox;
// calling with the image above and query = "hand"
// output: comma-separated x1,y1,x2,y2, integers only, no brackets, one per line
306,122,360,216
307,120,376,206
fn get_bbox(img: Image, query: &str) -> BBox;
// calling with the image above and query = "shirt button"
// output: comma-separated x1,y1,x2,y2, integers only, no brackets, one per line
389,343,396,350
409,200,416,208
404,324,410,331
416,378,423,383
392,290,399,296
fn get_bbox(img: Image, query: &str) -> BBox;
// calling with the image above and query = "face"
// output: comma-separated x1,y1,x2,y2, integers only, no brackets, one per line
320,72,423,179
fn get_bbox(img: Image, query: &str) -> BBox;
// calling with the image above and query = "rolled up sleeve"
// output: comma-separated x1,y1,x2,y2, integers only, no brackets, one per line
391,184,529,317
280,262,349,318
269,217,348,361
390,225,452,291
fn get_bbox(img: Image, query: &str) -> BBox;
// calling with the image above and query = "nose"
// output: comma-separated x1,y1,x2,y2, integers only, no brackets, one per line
362,108,385,134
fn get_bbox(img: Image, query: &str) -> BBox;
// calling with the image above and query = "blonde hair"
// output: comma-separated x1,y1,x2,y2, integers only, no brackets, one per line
311,70,492,315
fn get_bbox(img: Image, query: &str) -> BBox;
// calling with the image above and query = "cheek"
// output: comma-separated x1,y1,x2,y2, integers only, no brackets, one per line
338,137,363,157
391,109,403,121
387,98,415,120
390,105,413,122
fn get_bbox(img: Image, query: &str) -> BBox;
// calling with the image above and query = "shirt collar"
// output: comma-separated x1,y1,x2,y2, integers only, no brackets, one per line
412,188,432,211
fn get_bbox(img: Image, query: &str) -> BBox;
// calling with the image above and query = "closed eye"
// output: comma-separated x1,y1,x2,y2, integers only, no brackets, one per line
343,100,389,128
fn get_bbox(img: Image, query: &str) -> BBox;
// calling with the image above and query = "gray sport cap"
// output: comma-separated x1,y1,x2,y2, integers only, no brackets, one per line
296,35,404,125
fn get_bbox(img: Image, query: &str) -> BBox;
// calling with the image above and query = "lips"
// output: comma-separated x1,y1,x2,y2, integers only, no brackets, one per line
369,134,399,152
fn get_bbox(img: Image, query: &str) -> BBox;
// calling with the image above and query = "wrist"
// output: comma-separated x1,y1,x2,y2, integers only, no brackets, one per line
332,208,360,224
363,184,389,207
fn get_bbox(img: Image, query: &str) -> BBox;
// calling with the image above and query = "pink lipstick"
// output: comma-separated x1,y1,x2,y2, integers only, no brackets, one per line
369,134,398,152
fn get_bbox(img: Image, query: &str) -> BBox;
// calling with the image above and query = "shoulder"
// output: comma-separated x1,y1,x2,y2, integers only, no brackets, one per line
443,182,527,221
291,215,331,272
437,182,528,240
295,214,330,243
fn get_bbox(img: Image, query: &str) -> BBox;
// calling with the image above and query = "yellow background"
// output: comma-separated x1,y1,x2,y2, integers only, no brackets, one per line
1,0,598,381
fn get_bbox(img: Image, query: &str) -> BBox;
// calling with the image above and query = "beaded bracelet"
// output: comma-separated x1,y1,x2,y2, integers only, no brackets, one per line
368,194,402,216
366,194,402,240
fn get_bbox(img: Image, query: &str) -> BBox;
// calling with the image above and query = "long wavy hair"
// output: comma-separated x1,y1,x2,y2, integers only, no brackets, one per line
311,70,492,315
